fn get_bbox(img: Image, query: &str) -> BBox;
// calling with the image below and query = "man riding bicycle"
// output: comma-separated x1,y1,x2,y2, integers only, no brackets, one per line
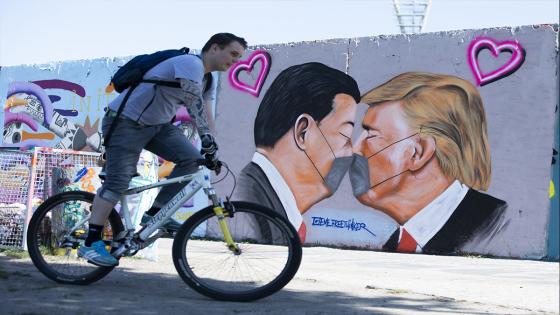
79,33,247,267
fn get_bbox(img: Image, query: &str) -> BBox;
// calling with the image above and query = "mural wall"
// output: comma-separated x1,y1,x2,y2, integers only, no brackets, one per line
1,60,118,150
1,25,558,259
214,25,559,259
0,55,210,229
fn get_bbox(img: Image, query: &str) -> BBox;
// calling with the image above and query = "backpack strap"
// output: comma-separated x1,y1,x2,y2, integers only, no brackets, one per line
141,79,181,88
102,83,138,146
141,73,211,91
203,73,213,93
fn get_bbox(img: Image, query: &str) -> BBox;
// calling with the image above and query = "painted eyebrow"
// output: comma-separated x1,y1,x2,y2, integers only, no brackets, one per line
339,121,354,138
362,123,373,131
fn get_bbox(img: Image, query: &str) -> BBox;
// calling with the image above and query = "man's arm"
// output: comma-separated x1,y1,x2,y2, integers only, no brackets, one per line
180,78,220,173
204,99,216,133
180,78,211,135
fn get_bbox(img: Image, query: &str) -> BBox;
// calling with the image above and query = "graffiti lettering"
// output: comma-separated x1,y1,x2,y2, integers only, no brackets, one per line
24,95,45,122
151,188,188,225
311,216,376,236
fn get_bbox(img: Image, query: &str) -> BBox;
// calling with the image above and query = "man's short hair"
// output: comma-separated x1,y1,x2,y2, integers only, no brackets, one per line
202,33,247,52
361,72,491,190
254,62,360,148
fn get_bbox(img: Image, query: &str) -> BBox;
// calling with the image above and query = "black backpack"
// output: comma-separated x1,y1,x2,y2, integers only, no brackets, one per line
104,47,212,145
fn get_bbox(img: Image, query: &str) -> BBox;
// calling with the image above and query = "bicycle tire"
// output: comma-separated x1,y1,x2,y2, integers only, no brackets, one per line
172,201,302,302
27,191,124,285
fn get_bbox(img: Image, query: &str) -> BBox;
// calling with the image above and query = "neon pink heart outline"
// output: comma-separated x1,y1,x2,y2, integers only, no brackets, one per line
228,50,271,97
467,37,525,86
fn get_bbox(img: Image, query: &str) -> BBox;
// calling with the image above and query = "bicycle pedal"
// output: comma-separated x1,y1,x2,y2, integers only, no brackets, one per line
60,241,78,249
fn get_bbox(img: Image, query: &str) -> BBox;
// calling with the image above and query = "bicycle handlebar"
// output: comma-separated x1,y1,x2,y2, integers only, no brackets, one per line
196,158,222,170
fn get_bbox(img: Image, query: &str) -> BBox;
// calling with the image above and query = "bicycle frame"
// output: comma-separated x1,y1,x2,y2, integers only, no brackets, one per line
115,165,238,254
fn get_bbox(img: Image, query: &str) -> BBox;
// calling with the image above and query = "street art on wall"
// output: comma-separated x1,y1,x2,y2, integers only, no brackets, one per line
216,25,558,259
0,25,557,259
232,62,361,243
3,76,112,151
467,37,526,86
228,50,271,97
0,54,220,248
356,72,508,254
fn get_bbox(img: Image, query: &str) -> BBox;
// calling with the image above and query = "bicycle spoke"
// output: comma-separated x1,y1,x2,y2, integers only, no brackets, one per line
174,203,301,300
27,191,122,285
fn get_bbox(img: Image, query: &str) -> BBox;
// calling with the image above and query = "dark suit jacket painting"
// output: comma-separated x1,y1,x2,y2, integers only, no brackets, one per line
383,189,508,255
234,162,289,221
207,161,292,244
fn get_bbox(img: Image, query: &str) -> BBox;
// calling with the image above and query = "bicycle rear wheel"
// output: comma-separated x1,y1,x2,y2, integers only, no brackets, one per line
26,191,124,285
172,201,302,302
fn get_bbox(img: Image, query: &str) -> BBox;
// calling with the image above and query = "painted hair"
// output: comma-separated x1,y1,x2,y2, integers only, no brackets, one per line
202,33,247,52
254,62,360,148
361,72,491,190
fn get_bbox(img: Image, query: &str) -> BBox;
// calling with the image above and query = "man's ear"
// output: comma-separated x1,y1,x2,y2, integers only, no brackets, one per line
293,114,312,151
409,135,436,171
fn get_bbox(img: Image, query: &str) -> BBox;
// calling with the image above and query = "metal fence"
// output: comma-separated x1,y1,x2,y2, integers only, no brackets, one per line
0,147,100,249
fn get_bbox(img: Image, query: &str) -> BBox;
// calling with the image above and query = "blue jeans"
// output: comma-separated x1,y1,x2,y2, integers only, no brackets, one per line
97,113,202,207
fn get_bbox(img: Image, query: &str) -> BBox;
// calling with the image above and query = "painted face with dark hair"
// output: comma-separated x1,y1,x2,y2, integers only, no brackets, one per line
207,41,245,72
298,93,358,195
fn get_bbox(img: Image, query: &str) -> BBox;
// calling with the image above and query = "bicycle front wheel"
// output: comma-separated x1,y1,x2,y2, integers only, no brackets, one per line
172,201,302,302
26,191,124,285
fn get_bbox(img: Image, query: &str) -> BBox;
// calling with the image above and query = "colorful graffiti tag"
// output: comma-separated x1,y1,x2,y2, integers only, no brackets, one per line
3,79,107,151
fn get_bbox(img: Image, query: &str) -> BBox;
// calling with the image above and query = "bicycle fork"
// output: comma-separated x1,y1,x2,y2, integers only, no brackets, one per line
208,191,240,254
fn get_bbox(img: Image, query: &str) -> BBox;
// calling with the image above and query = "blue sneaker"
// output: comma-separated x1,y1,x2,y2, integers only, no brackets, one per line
78,240,118,267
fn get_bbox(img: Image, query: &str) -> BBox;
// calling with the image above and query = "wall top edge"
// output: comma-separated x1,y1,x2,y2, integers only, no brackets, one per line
1,23,558,69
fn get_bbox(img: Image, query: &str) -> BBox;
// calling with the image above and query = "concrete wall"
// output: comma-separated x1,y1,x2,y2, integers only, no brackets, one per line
215,25,559,259
1,25,558,259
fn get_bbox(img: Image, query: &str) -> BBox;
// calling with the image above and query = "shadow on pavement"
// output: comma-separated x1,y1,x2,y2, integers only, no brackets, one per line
0,255,497,315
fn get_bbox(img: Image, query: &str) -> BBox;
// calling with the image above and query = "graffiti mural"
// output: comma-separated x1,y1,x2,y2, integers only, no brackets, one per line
228,50,271,97
232,62,361,244
467,37,526,86
4,80,105,151
0,25,557,259
0,54,217,250
215,25,558,259
356,72,508,254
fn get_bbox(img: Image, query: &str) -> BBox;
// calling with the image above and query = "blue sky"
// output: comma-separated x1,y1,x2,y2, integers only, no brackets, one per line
0,0,558,66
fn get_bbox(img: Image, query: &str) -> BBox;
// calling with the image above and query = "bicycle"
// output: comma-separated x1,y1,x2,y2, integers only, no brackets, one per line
26,159,302,302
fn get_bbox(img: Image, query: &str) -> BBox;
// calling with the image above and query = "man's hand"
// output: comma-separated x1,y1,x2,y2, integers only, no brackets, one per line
201,133,218,156
200,134,221,174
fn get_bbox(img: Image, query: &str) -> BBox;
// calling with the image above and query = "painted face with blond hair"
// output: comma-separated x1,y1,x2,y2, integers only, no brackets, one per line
350,72,492,219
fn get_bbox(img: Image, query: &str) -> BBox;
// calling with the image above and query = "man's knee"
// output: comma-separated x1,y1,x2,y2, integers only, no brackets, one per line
96,187,122,204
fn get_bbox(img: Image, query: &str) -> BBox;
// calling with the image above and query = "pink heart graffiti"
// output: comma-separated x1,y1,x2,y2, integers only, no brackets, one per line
228,50,271,97
467,37,525,86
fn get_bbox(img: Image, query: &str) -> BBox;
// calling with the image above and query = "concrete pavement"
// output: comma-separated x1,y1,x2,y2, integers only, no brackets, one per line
0,239,558,314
